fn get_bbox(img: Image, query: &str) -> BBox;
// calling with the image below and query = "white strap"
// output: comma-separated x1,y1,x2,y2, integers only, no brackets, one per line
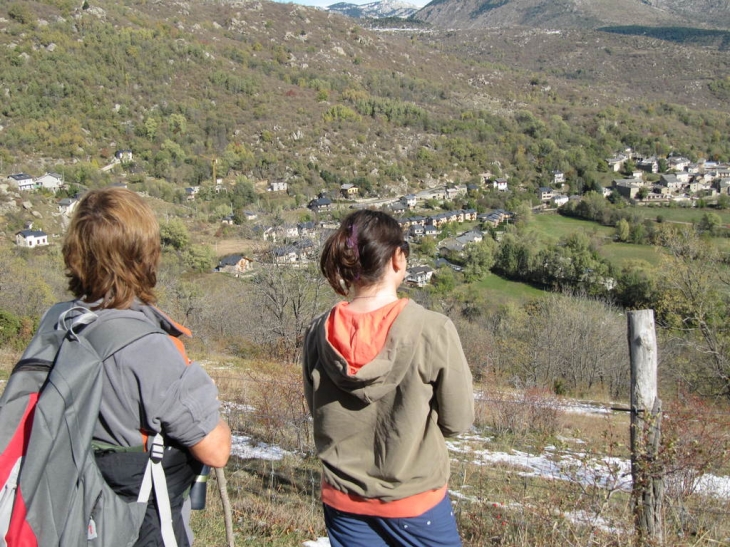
57,306,98,339
137,434,178,547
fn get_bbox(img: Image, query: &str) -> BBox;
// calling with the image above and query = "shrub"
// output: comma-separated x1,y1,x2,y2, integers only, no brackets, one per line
0,309,22,347
476,387,561,438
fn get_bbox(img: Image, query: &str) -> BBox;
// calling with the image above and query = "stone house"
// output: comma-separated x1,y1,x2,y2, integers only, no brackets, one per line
405,266,434,287
16,229,49,248
493,178,508,191
537,187,554,201
340,184,358,198
9,173,35,191
268,181,288,192
216,254,253,276
36,173,64,192
308,197,332,212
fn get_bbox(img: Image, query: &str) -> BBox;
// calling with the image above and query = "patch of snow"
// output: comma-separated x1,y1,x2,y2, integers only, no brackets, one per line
558,401,613,415
562,509,623,534
303,538,330,547
230,435,290,461
695,474,730,499
450,434,730,501
221,401,255,414
451,435,632,492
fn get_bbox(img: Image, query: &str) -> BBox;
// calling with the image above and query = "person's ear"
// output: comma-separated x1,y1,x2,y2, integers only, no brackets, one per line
392,248,404,272
391,250,400,272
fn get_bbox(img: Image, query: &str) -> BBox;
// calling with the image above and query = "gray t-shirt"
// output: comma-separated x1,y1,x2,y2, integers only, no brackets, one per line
92,308,220,449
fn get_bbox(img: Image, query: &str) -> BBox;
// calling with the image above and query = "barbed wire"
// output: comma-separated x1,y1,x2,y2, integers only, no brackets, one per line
210,367,730,529
208,370,730,419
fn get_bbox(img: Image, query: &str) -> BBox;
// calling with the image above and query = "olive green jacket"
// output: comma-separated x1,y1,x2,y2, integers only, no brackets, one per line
303,300,474,502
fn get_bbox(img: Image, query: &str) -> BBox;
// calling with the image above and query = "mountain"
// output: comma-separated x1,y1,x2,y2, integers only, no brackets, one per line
326,0,420,19
415,0,730,30
1,0,729,226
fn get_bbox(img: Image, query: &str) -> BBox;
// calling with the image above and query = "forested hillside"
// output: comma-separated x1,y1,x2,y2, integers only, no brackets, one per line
2,0,730,206
3,0,730,401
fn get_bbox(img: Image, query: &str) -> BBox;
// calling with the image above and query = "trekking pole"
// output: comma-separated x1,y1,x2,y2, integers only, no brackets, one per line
215,467,235,547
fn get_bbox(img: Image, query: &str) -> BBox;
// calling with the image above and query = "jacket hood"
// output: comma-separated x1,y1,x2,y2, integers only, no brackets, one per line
310,300,424,404
78,299,192,338
135,303,192,338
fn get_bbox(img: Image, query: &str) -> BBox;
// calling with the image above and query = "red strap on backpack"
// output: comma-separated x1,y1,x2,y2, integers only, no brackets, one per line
1,394,39,547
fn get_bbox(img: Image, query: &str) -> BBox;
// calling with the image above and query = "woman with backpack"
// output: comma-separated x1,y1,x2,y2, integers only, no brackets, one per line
63,187,232,546
302,209,474,547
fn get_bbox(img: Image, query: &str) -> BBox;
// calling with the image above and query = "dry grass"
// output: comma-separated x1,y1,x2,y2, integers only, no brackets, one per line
190,456,325,547
208,238,258,259
0,347,22,382
2,351,727,546
191,365,730,547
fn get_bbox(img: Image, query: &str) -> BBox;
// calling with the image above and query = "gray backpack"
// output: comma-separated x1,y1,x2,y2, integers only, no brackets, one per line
0,303,178,547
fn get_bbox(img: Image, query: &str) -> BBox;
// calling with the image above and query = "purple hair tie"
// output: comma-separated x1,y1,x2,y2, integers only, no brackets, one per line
345,224,360,278
346,225,359,255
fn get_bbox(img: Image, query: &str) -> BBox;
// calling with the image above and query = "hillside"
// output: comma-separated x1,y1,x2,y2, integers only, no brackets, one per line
415,0,730,30
424,25,730,111
1,0,730,243
0,0,471,186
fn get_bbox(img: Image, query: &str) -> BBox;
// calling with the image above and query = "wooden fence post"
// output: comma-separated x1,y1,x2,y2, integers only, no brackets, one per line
627,309,664,546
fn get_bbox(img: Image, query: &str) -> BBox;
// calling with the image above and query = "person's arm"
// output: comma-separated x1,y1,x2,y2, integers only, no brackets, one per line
115,333,232,463
302,324,317,414
434,318,475,437
189,418,232,468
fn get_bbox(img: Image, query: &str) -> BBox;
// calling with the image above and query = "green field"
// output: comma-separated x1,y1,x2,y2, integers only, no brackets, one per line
463,209,729,303
632,206,730,225
597,242,665,269
530,213,614,243
469,273,546,305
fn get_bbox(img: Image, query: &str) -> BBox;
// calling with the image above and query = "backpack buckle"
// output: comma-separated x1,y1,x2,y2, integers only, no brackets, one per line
149,434,165,463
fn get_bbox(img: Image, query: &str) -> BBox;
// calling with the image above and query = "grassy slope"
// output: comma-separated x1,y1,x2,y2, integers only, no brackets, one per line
632,206,730,225
530,213,614,243
471,272,545,305
597,241,664,269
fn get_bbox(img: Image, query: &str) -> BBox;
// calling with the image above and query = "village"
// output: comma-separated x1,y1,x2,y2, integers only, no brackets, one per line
5,161,513,290
6,149,730,290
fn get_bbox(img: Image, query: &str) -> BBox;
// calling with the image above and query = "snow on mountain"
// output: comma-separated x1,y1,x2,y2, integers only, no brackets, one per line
326,0,420,19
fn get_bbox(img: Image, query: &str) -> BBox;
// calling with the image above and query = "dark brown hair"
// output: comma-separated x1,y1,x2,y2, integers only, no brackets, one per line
320,209,408,296
63,187,161,309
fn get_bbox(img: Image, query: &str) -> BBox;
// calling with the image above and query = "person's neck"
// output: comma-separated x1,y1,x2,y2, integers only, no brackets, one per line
348,286,400,312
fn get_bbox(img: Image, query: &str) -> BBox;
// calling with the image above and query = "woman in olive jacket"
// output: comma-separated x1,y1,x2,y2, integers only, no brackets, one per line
303,209,474,547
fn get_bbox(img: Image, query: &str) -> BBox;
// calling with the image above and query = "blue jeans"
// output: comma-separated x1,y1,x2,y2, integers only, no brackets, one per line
323,493,462,547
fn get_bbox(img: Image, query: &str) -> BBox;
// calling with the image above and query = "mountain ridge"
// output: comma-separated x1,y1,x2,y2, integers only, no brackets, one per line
415,0,730,30
326,0,420,19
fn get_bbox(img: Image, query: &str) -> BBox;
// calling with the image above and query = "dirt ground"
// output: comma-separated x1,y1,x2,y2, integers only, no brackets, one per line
210,238,261,258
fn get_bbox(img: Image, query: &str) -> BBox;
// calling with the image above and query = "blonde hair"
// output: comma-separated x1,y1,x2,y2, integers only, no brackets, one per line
63,187,161,309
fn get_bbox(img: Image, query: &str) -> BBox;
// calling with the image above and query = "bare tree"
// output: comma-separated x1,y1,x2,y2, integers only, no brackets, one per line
489,292,628,397
654,227,730,399
248,260,332,364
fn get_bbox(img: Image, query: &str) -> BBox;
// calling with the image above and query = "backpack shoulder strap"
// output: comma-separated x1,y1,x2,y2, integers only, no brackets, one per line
15,302,79,365
78,313,178,547
137,433,178,547
80,313,166,362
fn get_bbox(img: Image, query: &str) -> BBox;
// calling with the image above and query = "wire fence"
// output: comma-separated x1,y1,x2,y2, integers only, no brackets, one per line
206,367,730,546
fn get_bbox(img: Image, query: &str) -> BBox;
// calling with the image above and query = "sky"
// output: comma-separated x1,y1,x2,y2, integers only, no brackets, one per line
272,0,431,10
